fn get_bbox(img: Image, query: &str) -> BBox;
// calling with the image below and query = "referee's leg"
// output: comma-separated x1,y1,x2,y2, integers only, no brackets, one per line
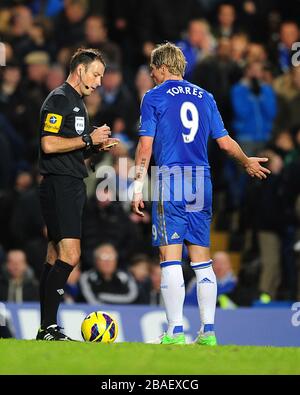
57,238,81,267
39,241,58,326
41,238,80,330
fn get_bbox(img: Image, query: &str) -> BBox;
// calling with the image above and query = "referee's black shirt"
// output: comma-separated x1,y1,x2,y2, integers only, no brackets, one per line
39,82,90,178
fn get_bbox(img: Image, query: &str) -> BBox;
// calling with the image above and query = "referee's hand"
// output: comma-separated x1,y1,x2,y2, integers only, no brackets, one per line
90,124,111,145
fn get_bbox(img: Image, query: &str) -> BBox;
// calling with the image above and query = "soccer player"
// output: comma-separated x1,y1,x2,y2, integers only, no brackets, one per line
132,42,270,345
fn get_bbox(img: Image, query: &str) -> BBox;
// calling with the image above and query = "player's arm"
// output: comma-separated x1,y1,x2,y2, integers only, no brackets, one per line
209,94,270,180
216,135,271,179
132,91,157,216
135,136,153,183
132,136,153,216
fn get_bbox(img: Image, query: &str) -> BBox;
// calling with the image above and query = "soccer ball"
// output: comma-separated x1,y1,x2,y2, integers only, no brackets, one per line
81,311,118,343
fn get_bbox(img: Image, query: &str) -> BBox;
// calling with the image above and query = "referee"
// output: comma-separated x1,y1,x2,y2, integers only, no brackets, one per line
37,48,118,341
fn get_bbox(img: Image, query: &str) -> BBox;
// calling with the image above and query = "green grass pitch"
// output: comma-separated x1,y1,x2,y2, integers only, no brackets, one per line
0,339,299,375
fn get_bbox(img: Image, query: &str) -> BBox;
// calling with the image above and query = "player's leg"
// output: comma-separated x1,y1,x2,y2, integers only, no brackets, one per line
151,176,187,344
152,201,186,344
159,244,186,344
187,242,217,345
185,174,217,345
39,241,57,326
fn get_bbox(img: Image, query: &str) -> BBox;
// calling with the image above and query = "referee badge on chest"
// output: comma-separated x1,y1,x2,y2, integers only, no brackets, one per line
75,116,85,135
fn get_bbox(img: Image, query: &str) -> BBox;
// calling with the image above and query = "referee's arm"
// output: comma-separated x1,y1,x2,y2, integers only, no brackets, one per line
42,135,86,153
41,125,111,154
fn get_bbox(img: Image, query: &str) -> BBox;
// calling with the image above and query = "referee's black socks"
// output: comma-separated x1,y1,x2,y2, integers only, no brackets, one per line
41,259,73,329
39,262,52,325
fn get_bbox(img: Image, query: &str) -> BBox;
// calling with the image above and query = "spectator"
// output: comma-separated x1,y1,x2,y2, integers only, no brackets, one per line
45,63,66,92
99,63,136,133
269,21,300,74
79,243,139,304
134,65,154,100
270,130,295,163
148,261,163,306
9,172,47,277
29,0,64,18
22,50,50,155
0,120,13,189
246,43,268,64
83,15,122,66
7,5,34,60
54,0,88,49
139,0,203,60
81,187,140,270
230,32,249,67
231,60,277,155
237,0,272,42
213,2,238,39
0,61,29,149
246,149,285,300
274,66,300,132
111,118,134,154
0,169,35,251
26,20,56,60
105,0,140,84
176,19,216,80
0,249,39,302
129,254,152,304
132,65,154,127
192,36,242,126
213,251,237,308
84,88,106,128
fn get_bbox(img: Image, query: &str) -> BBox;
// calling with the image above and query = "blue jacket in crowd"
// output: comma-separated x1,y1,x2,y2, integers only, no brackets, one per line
231,81,277,142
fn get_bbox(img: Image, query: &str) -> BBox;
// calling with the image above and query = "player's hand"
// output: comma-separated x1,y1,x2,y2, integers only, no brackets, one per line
90,124,111,145
244,157,271,179
131,192,144,217
99,138,120,151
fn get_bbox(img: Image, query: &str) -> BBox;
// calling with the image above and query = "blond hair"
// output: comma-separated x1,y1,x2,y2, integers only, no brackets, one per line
151,42,186,77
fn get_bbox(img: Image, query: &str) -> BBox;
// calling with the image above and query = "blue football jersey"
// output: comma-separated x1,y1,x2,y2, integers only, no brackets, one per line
139,79,228,173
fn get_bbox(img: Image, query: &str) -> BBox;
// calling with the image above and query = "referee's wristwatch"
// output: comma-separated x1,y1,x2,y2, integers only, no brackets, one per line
82,133,93,149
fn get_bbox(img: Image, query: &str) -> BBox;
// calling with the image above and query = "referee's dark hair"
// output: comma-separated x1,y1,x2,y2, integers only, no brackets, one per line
69,48,106,72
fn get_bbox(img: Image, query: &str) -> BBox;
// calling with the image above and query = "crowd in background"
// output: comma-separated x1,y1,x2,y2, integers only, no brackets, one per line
0,0,300,308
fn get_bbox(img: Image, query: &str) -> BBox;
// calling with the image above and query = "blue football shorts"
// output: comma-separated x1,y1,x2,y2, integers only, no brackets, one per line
151,173,212,247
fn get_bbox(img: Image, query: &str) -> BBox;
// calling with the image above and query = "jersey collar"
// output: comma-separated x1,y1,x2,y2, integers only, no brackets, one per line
64,82,83,99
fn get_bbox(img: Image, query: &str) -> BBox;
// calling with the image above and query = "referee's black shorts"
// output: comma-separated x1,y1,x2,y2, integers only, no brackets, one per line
40,174,86,244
